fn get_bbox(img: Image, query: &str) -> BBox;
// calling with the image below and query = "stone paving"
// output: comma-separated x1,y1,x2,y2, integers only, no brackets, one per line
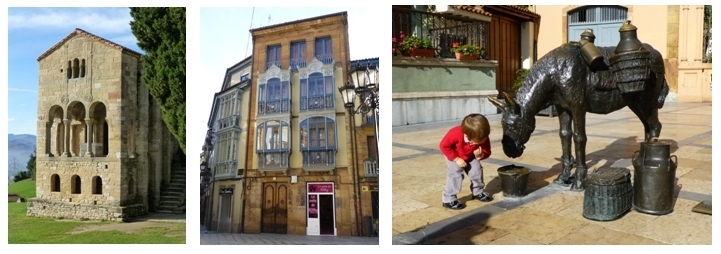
392,102,712,245
200,225,379,245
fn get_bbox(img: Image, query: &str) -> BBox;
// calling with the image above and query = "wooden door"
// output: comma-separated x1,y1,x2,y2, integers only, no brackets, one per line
261,182,288,234
489,15,521,96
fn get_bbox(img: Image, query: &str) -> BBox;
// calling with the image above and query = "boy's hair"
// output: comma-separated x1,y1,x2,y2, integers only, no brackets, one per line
461,113,490,142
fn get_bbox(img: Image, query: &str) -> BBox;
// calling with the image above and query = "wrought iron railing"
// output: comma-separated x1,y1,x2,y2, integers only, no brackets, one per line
258,99,290,115
392,7,489,59
290,58,307,71
258,151,289,168
214,160,237,178
302,150,335,167
216,115,241,131
315,53,333,64
300,95,334,110
266,60,282,70
364,159,378,177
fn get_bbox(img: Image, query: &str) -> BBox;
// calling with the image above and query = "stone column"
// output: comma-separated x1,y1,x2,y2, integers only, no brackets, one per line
62,119,71,157
45,121,53,157
84,118,94,157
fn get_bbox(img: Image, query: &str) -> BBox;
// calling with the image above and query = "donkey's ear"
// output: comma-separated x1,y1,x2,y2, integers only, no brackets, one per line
487,96,505,110
502,92,520,114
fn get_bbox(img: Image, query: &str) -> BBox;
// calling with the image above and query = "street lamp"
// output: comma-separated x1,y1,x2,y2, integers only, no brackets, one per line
339,62,379,141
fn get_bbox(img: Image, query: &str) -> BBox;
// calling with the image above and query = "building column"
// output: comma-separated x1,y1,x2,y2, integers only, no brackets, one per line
61,119,71,157
84,118,95,157
45,121,53,157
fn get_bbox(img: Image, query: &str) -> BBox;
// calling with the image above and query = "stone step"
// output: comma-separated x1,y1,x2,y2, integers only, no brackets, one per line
156,209,174,214
160,200,182,206
160,195,183,201
166,188,185,193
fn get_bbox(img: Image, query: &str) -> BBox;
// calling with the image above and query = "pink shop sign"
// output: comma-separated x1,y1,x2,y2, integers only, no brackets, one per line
307,183,333,193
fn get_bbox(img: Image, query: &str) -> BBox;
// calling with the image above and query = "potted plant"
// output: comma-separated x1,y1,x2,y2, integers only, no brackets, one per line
392,33,406,56
453,44,482,60
403,35,435,58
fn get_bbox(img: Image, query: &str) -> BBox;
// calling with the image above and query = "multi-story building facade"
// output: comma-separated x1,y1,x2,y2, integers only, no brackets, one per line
201,11,378,237
203,56,252,233
29,28,185,220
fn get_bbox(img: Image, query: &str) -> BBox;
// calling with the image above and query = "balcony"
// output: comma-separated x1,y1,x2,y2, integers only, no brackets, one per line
213,160,237,180
302,150,335,167
315,53,333,64
392,7,489,59
290,58,307,71
300,95,334,110
364,159,378,177
266,60,281,70
258,99,290,115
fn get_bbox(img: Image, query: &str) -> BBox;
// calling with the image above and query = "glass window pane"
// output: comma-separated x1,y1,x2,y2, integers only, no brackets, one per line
327,121,335,147
324,76,333,95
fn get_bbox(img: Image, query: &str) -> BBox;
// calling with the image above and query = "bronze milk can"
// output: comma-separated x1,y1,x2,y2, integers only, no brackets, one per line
578,28,604,70
631,138,678,215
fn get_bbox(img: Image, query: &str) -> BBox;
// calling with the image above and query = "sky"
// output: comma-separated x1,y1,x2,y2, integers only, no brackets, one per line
193,7,384,155
7,7,142,135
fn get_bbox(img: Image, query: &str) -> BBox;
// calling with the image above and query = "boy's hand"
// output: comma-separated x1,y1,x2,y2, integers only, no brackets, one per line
454,157,467,168
473,147,483,158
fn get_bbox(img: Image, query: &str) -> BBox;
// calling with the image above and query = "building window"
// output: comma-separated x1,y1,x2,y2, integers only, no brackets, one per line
240,73,250,82
51,174,60,192
71,175,81,194
266,45,281,70
66,58,86,79
258,78,290,114
92,176,102,194
315,37,333,64
257,120,290,168
300,72,334,110
290,41,307,70
300,117,336,166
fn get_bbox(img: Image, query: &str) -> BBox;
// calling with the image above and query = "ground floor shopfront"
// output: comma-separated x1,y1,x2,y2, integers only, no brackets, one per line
204,168,378,236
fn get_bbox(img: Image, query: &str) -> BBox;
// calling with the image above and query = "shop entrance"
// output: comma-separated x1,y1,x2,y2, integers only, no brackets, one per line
306,182,336,235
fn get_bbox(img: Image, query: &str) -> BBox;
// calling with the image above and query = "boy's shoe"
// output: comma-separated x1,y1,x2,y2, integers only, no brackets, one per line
442,200,466,210
473,192,493,202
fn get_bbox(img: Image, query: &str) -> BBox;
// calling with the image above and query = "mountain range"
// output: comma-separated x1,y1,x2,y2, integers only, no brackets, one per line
8,134,36,183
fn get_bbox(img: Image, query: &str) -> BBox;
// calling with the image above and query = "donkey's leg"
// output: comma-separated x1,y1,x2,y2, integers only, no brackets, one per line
570,110,588,191
625,94,661,141
553,107,574,186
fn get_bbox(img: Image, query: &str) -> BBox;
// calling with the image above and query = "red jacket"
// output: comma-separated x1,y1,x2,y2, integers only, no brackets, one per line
439,125,492,161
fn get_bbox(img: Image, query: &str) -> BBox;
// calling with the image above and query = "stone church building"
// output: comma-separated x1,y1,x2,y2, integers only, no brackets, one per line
27,28,185,221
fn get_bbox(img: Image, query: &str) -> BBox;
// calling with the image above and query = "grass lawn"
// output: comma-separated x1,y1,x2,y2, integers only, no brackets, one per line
8,180,186,244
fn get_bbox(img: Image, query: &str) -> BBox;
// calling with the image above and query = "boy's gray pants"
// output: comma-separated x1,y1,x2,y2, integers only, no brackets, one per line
442,158,485,203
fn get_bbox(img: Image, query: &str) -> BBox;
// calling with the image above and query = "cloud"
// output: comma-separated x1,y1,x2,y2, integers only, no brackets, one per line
8,8,132,35
8,88,37,93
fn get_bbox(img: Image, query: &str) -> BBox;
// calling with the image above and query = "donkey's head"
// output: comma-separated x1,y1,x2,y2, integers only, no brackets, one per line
487,92,536,158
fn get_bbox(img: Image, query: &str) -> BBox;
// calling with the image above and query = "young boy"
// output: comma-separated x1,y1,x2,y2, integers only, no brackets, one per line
439,113,492,210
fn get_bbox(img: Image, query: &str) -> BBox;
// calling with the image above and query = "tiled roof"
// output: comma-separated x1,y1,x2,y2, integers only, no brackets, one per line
37,28,142,61
453,5,492,17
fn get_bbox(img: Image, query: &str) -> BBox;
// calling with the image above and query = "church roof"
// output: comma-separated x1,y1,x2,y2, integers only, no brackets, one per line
37,28,142,61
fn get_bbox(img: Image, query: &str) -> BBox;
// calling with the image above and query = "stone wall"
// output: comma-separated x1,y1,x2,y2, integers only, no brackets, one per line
27,198,145,221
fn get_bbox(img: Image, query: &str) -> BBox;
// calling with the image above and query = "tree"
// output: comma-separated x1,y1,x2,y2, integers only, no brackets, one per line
26,149,36,181
13,171,30,183
704,5,712,63
129,7,186,153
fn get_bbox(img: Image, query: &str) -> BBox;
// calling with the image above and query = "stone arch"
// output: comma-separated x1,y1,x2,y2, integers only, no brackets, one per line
71,175,81,194
51,174,60,192
72,58,80,78
92,176,102,194
46,105,65,156
67,101,87,157
66,61,72,79
89,102,108,157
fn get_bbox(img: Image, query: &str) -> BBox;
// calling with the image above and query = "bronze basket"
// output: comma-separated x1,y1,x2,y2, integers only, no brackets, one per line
609,50,651,94
583,167,633,221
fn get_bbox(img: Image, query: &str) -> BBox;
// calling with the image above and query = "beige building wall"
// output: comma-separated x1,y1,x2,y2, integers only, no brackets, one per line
531,5,710,102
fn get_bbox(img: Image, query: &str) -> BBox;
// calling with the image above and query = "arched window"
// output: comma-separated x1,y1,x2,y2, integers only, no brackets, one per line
80,59,86,78
300,116,336,166
256,120,290,168
67,61,72,79
71,175,81,194
300,72,334,110
51,174,60,192
92,176,102,194
258,78,290,114
72,58,80,78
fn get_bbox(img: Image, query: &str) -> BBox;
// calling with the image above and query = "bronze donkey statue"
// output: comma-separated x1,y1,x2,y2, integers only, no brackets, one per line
487,42,668,191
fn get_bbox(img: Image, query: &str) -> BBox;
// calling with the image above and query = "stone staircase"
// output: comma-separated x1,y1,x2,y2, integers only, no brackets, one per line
157,166,186,214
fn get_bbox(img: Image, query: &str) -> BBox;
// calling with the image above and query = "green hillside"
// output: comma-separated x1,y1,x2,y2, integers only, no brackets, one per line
8,179,35,198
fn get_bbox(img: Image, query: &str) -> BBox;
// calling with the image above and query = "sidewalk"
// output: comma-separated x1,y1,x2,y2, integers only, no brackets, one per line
200,225,379,245
392,103,712,245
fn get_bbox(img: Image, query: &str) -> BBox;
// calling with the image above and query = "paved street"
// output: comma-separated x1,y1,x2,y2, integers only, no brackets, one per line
392,102,712,245
200,226,379,245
